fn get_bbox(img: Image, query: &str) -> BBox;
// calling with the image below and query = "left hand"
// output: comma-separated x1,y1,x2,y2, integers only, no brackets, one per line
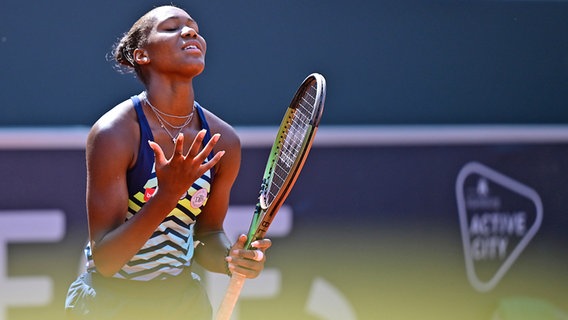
226,234,272,278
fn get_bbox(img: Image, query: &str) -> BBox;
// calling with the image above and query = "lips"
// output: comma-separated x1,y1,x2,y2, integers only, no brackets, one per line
182,41,201,52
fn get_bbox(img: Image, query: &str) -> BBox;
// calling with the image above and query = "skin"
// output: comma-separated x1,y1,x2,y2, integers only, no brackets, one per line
86,5,271,279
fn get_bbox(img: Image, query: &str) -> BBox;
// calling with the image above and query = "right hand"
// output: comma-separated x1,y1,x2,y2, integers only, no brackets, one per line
148,129,225,200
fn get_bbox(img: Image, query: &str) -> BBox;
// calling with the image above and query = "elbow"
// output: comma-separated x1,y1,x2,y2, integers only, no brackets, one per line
91,254,121,278
95,265,119,278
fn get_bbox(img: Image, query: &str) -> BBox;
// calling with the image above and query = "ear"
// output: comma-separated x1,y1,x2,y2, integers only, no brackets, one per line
133,48,150,65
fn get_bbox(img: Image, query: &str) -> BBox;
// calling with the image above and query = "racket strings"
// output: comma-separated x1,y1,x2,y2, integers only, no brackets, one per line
265,82,318,205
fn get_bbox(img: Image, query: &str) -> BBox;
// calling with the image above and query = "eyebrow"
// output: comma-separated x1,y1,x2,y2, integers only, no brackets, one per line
161,15,196,24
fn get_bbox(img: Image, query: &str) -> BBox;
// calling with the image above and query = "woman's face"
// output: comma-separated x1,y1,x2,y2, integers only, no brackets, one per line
140,6,207,78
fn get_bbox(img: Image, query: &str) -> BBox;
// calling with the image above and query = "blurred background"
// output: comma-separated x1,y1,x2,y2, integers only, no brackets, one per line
1,1,568,319
3,0,568,126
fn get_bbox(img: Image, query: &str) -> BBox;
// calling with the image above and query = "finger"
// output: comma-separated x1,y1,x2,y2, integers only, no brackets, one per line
173,133,185,158
187,129,207,158
225,261,247,277
227,234,247,258
226,255,260,274
206,133,221,152
202,133,221,155
198,150,225,173
227,236,245,269
148,140,167,164
251,238,272,250
226,251,264,278
251,250,264,262
192,133,221,165
233,234,247,250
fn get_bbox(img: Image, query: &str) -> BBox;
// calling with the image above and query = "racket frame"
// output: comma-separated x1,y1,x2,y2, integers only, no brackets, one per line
215,73,326,320
245,73,325,248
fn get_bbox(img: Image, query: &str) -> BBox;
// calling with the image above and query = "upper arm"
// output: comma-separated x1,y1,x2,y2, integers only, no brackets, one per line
86,106,138,246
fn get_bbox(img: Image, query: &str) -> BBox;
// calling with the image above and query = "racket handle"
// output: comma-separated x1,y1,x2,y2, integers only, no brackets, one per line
215,273,246,320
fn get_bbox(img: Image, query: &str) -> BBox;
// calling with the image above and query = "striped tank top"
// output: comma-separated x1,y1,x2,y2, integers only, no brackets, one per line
85,95,215,281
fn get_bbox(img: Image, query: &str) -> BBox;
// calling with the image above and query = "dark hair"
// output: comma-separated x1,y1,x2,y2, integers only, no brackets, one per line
110,12,157,83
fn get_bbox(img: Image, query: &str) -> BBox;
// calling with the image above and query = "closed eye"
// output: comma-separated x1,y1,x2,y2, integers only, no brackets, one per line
163,25,181,32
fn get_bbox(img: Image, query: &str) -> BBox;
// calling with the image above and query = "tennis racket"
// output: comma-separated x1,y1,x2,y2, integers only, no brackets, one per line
215,73,326,320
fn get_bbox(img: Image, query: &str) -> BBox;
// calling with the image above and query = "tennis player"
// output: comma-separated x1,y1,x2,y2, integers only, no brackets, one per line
64,5,271,319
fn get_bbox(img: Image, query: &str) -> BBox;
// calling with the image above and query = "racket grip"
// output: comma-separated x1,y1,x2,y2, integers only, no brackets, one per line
215,273,246,320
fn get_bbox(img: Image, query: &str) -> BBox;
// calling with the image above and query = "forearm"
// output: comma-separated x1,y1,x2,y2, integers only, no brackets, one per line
91,191,179,277
193,230,232,274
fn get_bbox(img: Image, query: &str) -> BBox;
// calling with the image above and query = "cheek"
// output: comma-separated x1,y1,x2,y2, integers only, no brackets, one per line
144,41,169,59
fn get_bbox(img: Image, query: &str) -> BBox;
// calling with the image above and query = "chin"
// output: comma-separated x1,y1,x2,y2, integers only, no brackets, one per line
180,63,205,78
190,60,205,76
193,66,205,77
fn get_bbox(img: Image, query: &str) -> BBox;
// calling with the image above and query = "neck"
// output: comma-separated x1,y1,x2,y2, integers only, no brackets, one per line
144,80,196,116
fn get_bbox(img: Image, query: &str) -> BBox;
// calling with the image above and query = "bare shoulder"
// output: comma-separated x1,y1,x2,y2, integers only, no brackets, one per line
87,99,139,168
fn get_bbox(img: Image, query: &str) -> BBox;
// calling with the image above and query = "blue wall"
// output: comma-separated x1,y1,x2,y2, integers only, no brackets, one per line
2,1,568,126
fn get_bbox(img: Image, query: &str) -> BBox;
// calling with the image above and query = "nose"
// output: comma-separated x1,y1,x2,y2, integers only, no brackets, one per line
181,26,197,38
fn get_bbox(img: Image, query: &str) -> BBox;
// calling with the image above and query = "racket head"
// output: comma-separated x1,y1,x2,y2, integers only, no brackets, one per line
259,72,326,211
244,73,326,248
